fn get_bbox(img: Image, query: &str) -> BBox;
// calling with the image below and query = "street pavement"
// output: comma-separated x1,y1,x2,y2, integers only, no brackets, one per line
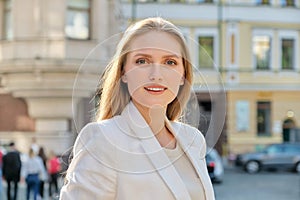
214,167,300,200
0,178,63,200
1,167,299,200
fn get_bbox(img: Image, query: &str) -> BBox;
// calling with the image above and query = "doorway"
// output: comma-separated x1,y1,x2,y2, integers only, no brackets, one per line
282,118,296,142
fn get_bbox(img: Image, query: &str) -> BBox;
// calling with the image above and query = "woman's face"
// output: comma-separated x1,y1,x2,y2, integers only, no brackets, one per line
123,31,185,109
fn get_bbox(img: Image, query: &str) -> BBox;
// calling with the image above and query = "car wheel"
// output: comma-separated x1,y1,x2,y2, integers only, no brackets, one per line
295,162,300,173
245,160,260,174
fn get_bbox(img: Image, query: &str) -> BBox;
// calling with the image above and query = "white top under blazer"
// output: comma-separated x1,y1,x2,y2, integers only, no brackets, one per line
60,102,215,200
164,144,206,199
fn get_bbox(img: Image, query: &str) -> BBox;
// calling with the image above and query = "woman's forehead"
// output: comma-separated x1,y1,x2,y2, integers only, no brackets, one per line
127,48,181,58
128,31,182,56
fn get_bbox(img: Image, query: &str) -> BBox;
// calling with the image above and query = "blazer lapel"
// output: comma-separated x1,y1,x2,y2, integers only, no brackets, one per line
167,121,214,199
122,102,191,200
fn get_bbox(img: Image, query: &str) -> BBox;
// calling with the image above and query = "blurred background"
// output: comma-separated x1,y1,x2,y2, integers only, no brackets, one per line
0,0,299,199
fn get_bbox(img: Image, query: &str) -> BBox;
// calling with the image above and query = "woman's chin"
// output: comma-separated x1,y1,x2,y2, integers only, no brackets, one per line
132,99,169,109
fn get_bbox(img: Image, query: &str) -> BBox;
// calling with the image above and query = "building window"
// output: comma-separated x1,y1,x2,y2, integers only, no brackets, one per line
65,0,91,40
3,0,12,40
281,38,295,70
280,0,295,6
253,35,271,70
198,36,214,68
257,101,271,136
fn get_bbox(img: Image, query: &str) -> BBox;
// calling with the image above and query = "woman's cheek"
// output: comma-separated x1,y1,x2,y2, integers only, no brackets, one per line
126,72,146,96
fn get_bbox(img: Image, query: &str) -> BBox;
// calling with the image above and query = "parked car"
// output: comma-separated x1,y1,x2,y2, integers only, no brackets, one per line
235,143,300,174
206,148,224,183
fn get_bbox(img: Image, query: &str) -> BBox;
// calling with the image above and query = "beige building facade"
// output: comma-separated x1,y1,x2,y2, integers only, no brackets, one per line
0,0,121,154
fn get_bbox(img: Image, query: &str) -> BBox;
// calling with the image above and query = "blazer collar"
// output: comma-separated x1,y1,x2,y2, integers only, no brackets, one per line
121,102,192,200
122,102,214,199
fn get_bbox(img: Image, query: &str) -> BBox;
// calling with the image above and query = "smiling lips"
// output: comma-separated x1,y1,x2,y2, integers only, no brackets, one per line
144,86,167,94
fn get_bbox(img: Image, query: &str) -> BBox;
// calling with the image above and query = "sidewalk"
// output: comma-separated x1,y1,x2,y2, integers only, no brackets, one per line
1,178,63,200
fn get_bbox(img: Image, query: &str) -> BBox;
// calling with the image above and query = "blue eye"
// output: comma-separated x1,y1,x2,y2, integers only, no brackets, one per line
136,58,147,64
165,60,177,65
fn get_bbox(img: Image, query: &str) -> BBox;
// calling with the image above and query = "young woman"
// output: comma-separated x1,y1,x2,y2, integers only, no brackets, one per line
21,148,47,200
37,147,48,198
48,150,61,198
60,17,215,200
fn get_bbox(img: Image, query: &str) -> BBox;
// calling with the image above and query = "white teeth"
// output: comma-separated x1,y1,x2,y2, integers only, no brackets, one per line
146,87,165,91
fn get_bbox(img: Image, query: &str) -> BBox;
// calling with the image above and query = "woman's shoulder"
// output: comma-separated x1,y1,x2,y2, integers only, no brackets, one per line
80,117,118,131
74,116,125,151
79,116,125,138
71,119,123,168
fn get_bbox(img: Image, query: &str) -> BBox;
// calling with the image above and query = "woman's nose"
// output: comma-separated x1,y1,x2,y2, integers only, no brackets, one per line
148,64,163,81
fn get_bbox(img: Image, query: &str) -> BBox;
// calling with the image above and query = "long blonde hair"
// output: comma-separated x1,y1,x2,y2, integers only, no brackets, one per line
96,17,193,121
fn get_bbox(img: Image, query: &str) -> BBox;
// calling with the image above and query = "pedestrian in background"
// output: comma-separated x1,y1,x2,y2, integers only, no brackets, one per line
38,146,48,199
2,142,22,200
21,148,47,200
30,137,40,156
48,150,61,198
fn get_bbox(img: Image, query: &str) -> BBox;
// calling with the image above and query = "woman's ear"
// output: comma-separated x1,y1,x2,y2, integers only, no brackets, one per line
180,76,185,85
121,74,127,83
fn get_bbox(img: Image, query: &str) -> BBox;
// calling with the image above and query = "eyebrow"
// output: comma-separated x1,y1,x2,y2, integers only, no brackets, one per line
132,53,180,59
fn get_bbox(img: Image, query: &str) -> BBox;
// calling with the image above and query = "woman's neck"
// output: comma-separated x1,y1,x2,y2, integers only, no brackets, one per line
133,100,176,149
133,101,165,132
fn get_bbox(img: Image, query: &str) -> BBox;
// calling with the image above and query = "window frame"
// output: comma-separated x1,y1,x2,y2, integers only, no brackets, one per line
2,0,12,40
252,29,274,71
278,30,299,72
65,0,92,40
194,28,219,70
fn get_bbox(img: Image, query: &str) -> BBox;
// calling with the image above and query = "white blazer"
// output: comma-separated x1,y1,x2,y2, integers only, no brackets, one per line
60,102,215,200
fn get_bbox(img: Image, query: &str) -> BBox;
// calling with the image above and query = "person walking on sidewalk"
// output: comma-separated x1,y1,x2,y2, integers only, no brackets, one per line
48,150,61,198
21,148,47,200
38,146,48,199
2,142,22,200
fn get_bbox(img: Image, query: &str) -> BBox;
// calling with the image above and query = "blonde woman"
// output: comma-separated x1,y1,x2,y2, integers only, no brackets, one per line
60,17,215,200
21,148,47,200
